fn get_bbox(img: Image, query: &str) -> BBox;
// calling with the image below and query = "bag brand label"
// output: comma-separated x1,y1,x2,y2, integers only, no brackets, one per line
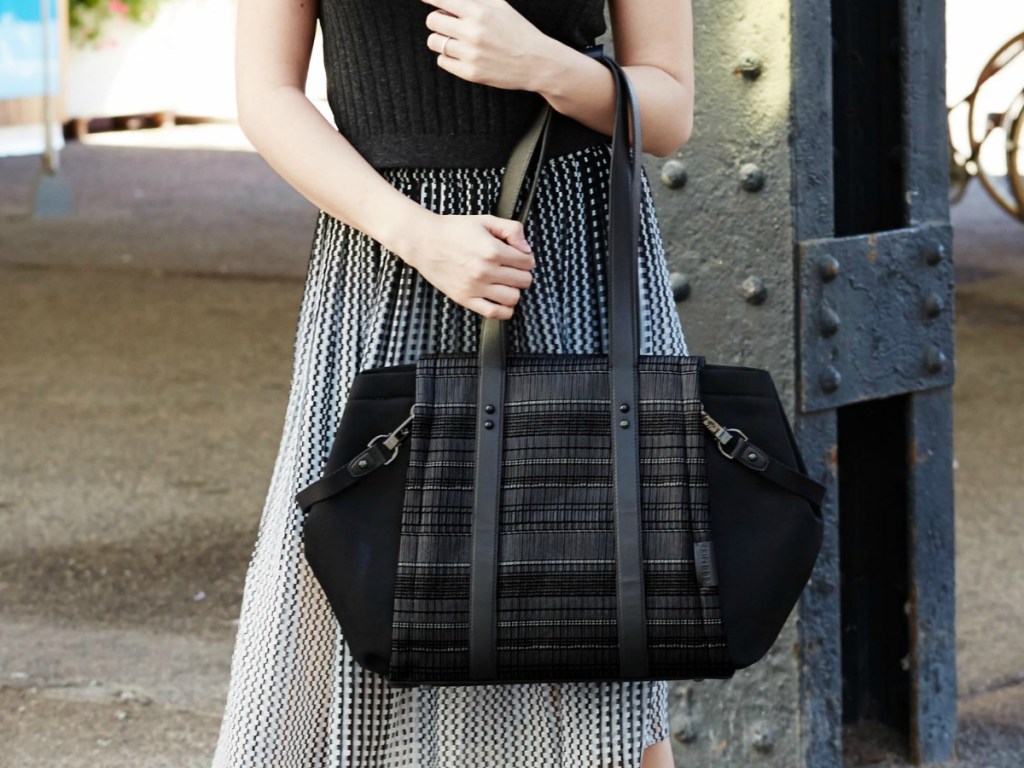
694,541,719,589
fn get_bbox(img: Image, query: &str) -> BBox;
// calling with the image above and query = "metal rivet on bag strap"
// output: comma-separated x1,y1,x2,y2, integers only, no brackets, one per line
484,404,495,414
484,420,495,430
619,403,630,413
619,419,630,428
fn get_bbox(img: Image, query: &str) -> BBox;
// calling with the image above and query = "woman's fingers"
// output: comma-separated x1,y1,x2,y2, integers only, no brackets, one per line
466,297,515,320
486,244,535,275
421,0,479,19
478,283,522,308
409,214,537,318
491,264,534,290
424,11,460,39
421,0,542,90
481,215,532,256
426,32,462,59
465,249,532,287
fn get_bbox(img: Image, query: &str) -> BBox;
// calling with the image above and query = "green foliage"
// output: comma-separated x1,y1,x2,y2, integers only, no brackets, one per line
69,0,164,47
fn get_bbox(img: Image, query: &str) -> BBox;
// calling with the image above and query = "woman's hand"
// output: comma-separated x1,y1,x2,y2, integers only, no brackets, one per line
423,0,696,158
397,211,536,320
422,0,559,92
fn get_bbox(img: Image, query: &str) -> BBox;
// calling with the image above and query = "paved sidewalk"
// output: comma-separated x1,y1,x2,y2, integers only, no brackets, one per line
0,124,317,278
1,125,1022,767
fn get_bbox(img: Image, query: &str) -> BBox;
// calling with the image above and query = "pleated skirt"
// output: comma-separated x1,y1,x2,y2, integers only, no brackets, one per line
212,140,689,768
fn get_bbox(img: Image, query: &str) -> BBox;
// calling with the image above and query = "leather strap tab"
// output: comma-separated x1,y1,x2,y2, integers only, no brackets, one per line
724,433,827,507
295,452,376,512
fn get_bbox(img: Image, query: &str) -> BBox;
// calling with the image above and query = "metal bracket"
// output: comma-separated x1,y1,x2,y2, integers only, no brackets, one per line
797,222,955,412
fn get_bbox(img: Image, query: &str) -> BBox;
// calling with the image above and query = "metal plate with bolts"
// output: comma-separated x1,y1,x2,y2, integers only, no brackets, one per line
798,222,955,413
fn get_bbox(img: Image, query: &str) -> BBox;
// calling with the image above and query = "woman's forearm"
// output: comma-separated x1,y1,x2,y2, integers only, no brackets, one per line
237,86,434,260
234,0,537,320
529,41,692,158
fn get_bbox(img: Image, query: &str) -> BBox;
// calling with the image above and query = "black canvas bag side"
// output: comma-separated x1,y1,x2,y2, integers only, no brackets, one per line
700,365,825,668
299,364,415,676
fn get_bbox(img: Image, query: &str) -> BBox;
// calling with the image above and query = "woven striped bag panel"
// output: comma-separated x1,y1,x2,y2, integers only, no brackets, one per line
390,353,731,684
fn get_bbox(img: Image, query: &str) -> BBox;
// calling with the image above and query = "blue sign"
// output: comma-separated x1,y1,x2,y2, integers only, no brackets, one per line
0,0,60,99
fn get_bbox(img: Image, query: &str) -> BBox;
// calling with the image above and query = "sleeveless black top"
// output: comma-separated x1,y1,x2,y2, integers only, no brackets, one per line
317,0,609,168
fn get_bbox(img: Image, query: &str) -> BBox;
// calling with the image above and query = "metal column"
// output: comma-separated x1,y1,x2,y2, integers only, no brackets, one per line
628,0,958,763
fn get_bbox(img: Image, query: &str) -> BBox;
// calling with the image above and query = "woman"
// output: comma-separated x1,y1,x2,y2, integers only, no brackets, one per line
215,1,695,766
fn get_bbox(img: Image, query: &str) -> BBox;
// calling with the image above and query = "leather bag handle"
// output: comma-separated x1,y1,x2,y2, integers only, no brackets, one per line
470,49,652,680
479,51,643,372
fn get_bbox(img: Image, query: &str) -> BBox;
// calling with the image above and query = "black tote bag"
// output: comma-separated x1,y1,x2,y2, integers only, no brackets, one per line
296,52,825,686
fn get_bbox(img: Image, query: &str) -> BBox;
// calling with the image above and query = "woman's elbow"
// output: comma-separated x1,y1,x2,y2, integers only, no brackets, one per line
235,81,258,137
236,83,287,146
236,104,263,151
235,76,274,137
645,82,694,158
647,112,694,158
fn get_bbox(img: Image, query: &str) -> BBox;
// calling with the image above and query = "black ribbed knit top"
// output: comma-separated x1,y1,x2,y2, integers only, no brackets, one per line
317,0,609,168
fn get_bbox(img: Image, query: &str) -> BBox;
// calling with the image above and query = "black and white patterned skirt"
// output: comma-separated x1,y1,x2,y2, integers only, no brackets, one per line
212,141,688,767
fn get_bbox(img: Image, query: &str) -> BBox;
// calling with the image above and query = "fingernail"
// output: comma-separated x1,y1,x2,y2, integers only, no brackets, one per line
523,239,533,253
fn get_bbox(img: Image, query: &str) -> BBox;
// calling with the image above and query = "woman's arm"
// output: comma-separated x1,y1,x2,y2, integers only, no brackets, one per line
423,0,695,157
235,0,537,319
236,0,429,257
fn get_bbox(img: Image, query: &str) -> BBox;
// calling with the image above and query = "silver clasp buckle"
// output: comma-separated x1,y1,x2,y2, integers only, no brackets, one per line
365,405,417,465
701,409,748,460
